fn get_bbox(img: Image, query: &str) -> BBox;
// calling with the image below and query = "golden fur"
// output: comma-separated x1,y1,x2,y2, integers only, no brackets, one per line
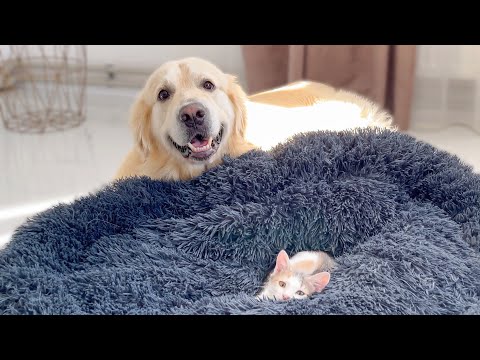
115,58,394,181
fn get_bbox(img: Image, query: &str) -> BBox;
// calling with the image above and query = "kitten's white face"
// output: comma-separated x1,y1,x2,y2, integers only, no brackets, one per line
267,272,312,301
258,250,331,301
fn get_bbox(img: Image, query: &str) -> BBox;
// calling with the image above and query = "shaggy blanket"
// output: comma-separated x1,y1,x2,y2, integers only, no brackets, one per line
1,129,480,315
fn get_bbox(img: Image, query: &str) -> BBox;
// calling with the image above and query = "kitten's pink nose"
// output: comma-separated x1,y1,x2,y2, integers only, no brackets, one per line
282,295,290,300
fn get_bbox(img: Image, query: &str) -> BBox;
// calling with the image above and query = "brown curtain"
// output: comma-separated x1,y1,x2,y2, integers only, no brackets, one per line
242,45,416,130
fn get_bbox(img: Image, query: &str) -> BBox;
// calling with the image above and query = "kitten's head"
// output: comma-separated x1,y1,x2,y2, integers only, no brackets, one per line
265,250,331,301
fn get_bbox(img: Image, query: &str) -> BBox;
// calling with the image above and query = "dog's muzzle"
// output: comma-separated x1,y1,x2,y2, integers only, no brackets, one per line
169,126,224,161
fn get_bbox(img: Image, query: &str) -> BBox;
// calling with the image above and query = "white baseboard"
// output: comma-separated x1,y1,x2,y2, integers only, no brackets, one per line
2,60,151,89
3,60,247,90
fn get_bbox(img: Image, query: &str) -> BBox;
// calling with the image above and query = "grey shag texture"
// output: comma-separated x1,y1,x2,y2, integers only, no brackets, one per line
1,129,480,314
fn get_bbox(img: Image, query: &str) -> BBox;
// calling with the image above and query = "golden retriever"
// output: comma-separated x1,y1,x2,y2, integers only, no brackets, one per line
115,57,393,181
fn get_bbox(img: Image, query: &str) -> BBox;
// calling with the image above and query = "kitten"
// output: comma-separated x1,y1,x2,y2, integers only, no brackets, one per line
256,249,336,301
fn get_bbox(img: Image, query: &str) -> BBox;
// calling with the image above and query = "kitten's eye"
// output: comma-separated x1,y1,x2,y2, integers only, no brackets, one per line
296,290,305,296
158,90,170,101
203,80,215,91
279,281,286,288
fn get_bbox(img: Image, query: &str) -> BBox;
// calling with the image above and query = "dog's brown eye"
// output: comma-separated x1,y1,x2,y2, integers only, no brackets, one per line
296,290,305,296
203,81,215,91
158,90,170,101
279,281,286,288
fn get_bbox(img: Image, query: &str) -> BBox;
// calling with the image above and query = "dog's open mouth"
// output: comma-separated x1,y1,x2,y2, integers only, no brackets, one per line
169,126,224,161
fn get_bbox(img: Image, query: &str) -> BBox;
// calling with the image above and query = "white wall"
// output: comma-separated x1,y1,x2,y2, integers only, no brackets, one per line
87,45,247,87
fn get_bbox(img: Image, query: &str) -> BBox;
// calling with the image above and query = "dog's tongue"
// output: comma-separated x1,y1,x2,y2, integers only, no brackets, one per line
190,137,209,148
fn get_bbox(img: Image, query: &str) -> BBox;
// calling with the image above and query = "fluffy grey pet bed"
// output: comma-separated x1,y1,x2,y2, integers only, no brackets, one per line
1,129,479,314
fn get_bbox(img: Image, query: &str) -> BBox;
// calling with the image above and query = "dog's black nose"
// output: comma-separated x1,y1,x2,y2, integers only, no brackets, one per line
179,103,207,127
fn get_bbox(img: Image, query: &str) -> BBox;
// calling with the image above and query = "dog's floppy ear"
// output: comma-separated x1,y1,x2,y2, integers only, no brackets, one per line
227,75,248,137
129,92,154,158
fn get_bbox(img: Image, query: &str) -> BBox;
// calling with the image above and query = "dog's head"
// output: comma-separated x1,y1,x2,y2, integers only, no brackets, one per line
130,57,248,165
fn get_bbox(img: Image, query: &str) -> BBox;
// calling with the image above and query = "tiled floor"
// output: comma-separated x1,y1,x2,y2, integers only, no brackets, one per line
1,85,480,248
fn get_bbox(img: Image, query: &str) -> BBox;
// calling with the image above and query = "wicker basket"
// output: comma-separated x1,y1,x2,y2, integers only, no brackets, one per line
0,45,87,133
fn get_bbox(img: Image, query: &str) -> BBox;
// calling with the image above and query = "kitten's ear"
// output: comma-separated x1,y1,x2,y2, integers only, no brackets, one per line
274,250,290,273
307,272,331,293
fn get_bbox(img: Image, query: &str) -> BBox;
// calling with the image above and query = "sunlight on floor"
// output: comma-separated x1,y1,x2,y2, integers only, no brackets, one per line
0,194,82,248
0,195,79,221
0,232,13,249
